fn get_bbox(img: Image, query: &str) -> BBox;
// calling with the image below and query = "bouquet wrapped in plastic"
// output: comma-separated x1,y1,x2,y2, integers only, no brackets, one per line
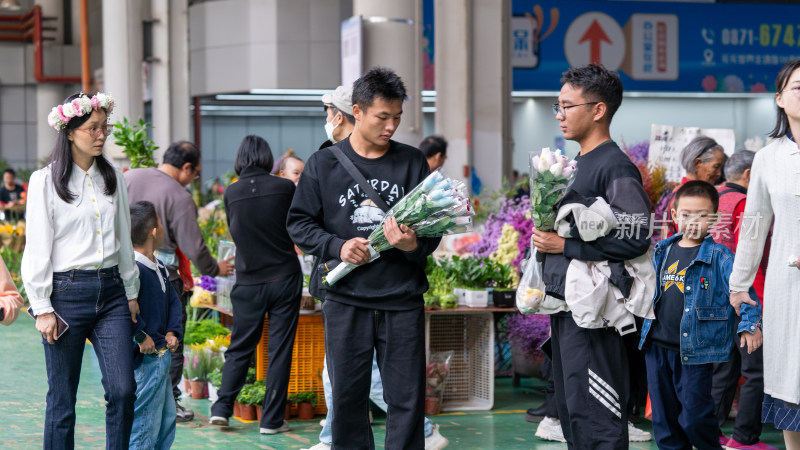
425,351,453,415
322,171,474,285
529,148,576,231
516,148,577,314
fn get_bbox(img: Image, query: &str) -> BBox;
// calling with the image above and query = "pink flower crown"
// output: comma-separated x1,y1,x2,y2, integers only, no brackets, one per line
47,92,115,131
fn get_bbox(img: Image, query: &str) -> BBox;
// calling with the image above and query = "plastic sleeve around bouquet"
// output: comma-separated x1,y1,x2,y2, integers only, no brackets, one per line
516,244,546,315
529,176,569,232
321,171,474,286
529,150,574,232
425,351,453,401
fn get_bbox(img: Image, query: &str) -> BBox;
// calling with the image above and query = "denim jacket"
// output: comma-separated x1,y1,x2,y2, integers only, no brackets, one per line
638,233,761,364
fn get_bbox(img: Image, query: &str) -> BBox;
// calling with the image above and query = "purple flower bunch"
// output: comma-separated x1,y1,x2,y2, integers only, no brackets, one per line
624,140,649,165
468,196,534,268
198,275,217,292
502,313,550,360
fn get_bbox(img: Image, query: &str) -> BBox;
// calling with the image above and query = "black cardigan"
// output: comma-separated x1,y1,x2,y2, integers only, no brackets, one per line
223,167,300,285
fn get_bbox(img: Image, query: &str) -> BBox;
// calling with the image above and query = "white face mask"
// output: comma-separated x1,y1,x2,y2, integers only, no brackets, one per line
325,117,339,143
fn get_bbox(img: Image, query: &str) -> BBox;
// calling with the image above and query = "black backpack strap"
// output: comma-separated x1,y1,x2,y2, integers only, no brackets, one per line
331,146,390,212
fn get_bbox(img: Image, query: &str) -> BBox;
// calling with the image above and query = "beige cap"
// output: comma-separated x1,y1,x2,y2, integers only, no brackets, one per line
321,85,353,115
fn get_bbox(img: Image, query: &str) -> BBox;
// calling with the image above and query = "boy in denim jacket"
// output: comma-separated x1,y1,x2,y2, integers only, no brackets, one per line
639,181,762,450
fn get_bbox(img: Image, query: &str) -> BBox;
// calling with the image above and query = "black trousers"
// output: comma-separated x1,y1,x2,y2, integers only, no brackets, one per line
169,278,190,402
323,299,425,450
551,314,629,450
646,345,721,450
539,356,559,417
711,320,765,445
624,322,649,416
210,273,302,428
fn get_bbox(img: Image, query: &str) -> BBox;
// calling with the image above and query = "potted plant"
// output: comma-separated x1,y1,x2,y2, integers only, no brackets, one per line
500,313,550,386
289,391,318,420
208,368,223,403
252,379,266,420
461,256,493,307
425,256,457,310
236,384,258,420
184,343,212,399
447,255,469,305
489,260,516,308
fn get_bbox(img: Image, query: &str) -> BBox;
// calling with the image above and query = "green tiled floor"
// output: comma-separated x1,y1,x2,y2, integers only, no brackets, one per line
0,316,786,449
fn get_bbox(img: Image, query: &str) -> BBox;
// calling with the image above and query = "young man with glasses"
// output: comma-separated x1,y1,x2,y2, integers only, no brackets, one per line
532,64,652,449
125,140,235,423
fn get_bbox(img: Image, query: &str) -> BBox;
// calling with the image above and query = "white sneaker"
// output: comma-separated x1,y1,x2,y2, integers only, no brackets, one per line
424,425,449,450
535,416,566,443
301,443,331,450
628,422,652,442
260,420,291,435
319,419,326,427
208,416,228,426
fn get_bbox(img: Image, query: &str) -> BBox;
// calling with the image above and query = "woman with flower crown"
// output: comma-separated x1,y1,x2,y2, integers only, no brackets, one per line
21,93,140,449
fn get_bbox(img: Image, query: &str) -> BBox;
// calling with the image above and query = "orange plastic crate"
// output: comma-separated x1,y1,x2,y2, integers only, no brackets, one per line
256,314,327,416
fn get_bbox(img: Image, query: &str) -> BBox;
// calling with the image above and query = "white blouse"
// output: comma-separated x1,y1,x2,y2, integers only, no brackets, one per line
22,160,140,315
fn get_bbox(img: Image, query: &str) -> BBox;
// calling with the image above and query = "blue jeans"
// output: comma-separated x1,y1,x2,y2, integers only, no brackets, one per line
319,351,435,445
42,267,136,450
130,351,176,450
645,344,722,450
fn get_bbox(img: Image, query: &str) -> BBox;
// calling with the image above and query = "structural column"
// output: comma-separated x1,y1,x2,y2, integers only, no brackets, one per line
149,0,191,162
168,0,190,147
102,0,143,162
352,0,422,147
433,0,471,189
434,0,512,194
470,0,512,193
33,0,65,162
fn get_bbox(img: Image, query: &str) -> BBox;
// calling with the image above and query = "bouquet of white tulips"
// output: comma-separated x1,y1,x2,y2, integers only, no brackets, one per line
529,148,577,231
321,171,474,286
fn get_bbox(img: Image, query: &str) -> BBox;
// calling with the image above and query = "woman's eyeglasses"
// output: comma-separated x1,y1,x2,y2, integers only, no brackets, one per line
75,125,112,138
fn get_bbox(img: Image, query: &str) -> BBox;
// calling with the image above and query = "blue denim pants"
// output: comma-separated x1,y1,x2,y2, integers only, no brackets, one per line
319,351,434,445
42,267,136,450
130,350,176,450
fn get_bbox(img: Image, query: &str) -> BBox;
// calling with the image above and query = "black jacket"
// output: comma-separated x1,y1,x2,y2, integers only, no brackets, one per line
223,166,300,285
286,137,440,310
541,141,651,299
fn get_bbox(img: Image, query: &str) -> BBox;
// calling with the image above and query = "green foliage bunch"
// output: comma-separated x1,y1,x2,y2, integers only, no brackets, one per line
113,118,158,169
288,391,318,407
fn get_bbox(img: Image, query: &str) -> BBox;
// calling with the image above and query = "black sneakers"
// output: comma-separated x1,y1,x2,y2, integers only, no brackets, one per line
525,404,549,423
176,402,195,423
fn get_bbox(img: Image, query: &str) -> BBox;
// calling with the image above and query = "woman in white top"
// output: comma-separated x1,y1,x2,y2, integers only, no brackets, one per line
21,93,140,450
730,59,800,449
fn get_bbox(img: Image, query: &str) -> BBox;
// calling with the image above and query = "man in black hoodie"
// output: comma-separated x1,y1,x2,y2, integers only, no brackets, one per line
287,67,439,449
532,64,652,449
